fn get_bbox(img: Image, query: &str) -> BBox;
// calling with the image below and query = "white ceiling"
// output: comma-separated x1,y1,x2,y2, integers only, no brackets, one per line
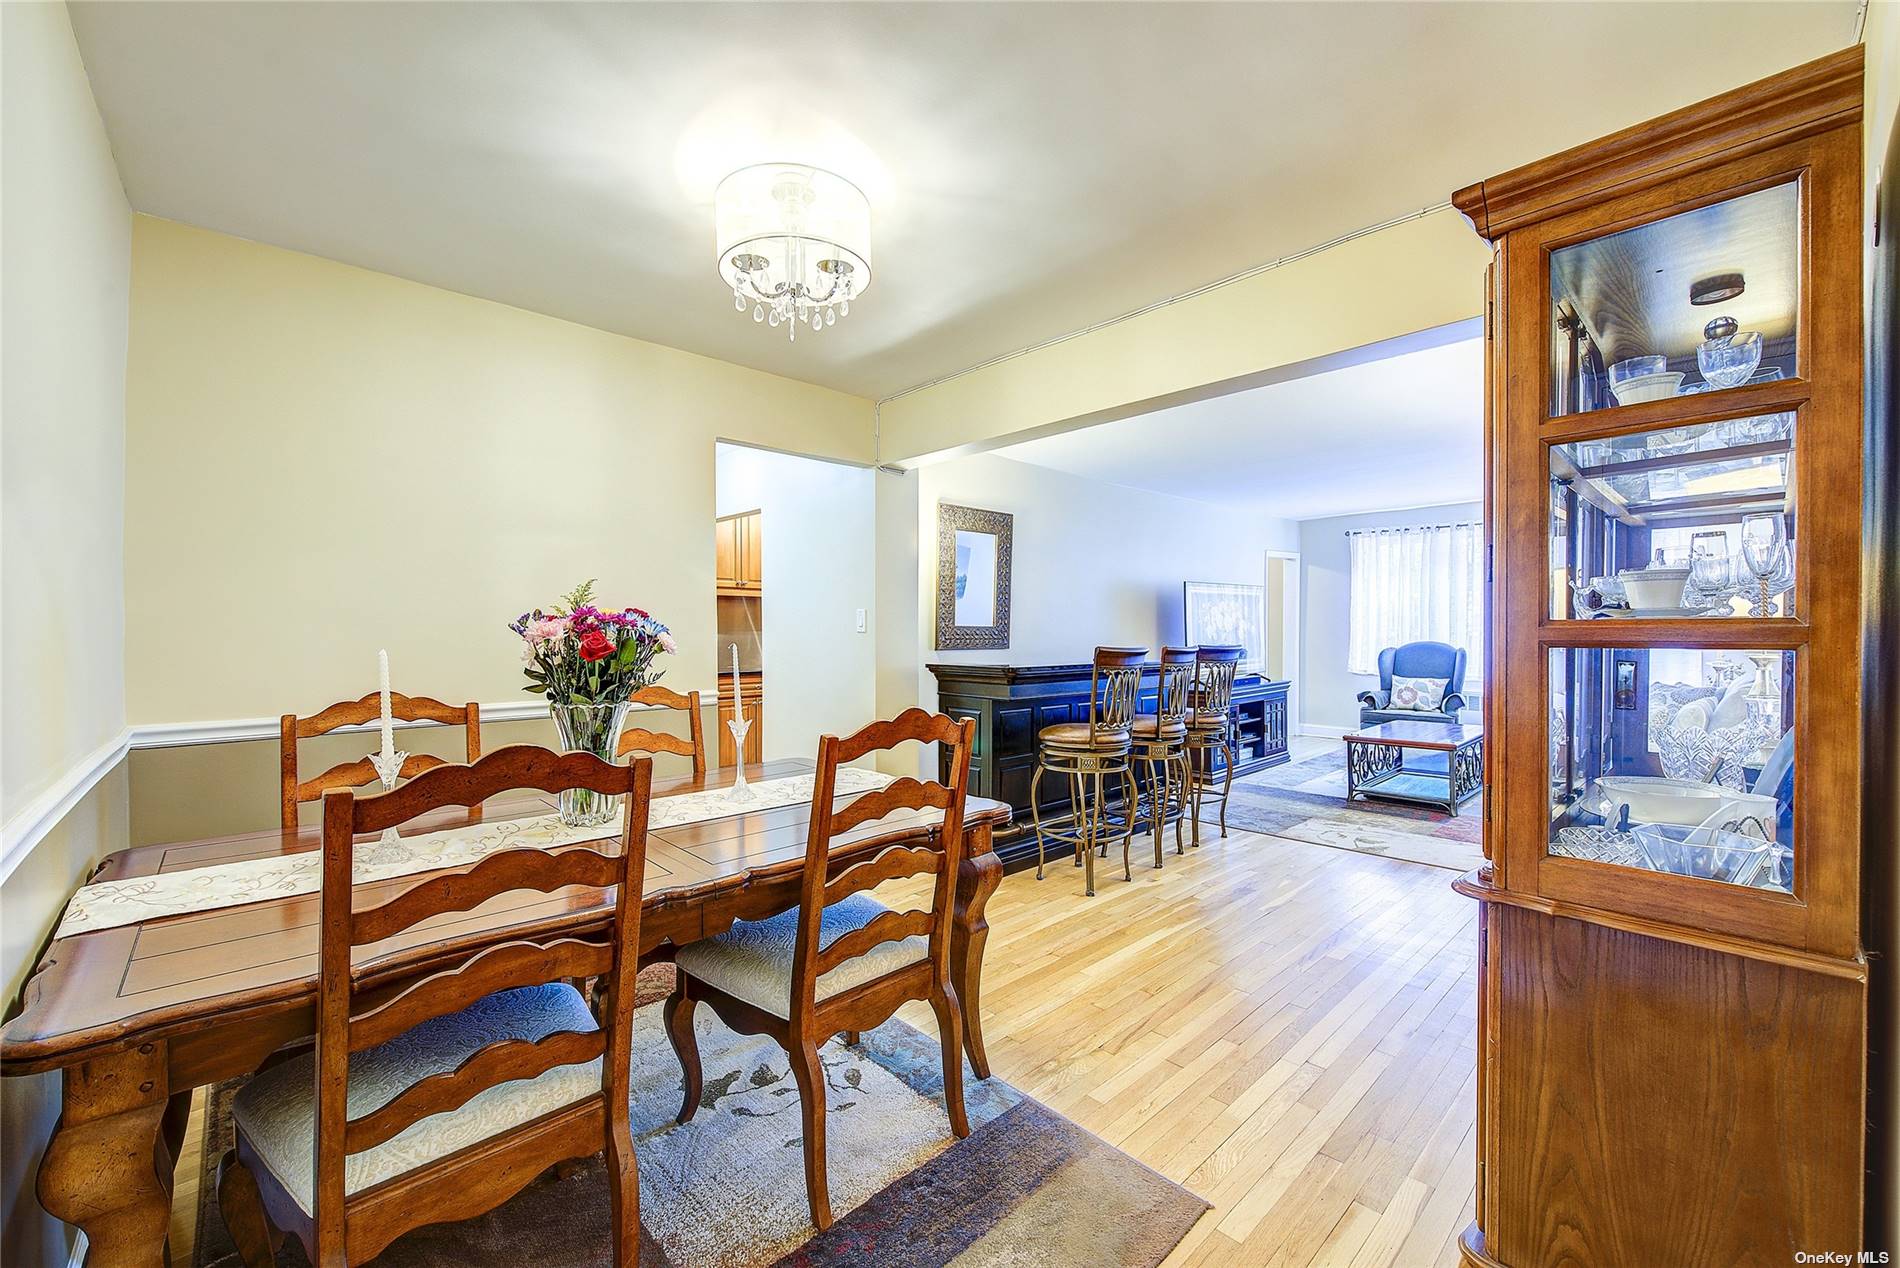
68,3,1856,400
994,331,1482,521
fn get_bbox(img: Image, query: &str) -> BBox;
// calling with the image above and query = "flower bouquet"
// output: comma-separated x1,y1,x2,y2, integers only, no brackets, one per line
511,579,676,825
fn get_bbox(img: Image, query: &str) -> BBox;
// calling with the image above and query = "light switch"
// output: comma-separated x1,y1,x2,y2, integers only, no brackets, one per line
855,608,867,633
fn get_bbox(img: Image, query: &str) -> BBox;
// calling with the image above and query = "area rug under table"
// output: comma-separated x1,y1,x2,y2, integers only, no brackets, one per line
194,1002,1207,1268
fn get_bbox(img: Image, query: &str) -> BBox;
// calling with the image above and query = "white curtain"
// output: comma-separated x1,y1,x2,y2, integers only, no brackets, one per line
1347,522,1483,678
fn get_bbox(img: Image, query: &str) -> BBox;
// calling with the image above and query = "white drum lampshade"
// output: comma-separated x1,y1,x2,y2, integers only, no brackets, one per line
715,163,871,339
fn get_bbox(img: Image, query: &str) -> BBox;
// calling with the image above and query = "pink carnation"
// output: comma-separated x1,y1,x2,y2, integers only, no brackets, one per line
527,616,570,645
658,631,677,655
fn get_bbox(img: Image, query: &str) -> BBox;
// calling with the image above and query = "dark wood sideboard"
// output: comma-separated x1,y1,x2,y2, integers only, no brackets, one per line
928,661,1290,871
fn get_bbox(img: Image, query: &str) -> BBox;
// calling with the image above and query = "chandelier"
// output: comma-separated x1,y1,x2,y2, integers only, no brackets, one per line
715,163,871,341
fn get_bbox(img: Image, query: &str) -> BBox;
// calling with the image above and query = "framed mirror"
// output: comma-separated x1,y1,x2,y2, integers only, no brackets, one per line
935,503,1012,650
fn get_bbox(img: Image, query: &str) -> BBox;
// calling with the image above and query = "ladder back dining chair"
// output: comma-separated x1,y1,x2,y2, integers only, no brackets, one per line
1185,645,1246,844
219,745,653,1268
1030,646,1147,895
614,684,707,776
664,708,978,1230
280,692,482,829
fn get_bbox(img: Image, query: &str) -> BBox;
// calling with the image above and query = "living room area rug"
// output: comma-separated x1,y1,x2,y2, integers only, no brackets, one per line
191,988,1208,1268
1215,744,1485,872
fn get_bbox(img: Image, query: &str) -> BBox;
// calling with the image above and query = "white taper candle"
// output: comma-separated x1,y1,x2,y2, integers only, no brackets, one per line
378,649,394,762
730,642,743,723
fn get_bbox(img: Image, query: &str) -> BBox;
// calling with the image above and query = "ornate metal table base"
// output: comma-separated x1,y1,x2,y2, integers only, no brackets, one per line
1344,727,1485,817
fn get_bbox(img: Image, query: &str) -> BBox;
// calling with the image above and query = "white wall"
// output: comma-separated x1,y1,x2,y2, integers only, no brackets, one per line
903,452,1296,721
714,444,876,760
1298,501,1483,735
0,4,133,1264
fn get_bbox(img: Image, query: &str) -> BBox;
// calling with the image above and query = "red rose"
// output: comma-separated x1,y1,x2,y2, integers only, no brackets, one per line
578,629,615,662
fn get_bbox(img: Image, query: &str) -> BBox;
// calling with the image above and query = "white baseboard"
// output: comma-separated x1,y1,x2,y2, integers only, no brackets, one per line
1298,724,1350,740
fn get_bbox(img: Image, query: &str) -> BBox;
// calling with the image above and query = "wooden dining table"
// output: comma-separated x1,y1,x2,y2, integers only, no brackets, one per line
1,757,1010,1268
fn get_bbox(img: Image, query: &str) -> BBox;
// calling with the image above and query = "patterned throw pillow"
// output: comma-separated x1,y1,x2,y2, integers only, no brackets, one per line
1389,675,1450,713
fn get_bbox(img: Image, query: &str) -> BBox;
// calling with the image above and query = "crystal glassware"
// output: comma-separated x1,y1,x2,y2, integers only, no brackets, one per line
1740,513,1788,616
1688,531,1732,607
1696,316,1764,389
1607,355,1667,389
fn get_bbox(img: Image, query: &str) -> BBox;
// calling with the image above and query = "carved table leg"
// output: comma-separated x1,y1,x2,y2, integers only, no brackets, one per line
39,1040,176,1268
952,822,1002,1080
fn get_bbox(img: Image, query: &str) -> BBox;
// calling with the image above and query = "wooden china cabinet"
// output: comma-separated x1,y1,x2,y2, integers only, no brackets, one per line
1452,47,1868,1266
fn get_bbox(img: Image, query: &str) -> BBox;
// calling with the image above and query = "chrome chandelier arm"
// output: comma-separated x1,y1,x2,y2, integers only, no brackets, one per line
732,271,788,302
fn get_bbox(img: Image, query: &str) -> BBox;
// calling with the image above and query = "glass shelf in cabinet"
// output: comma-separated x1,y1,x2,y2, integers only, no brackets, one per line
1548,412,1797,621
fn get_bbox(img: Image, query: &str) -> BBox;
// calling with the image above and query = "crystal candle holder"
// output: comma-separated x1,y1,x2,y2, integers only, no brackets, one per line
366,750,409,859
726,717,755,800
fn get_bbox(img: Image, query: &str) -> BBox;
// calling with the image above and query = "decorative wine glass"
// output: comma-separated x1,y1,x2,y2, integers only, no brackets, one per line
1740,513,1787,617
1687,531,1732,610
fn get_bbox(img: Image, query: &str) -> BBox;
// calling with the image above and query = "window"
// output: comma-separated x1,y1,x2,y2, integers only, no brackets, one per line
1347,521,1484,680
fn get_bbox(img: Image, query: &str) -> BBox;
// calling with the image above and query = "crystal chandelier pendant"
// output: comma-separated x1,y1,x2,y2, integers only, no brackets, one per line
714,163,871,344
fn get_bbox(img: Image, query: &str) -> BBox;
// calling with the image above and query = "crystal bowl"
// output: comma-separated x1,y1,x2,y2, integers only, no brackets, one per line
1632,821,1777,886
1697,330,1764,389
1608,355,1668,387
1592,776,1778,829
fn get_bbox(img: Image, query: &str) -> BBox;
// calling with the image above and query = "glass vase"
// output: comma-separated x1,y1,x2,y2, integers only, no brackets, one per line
549,702,631,828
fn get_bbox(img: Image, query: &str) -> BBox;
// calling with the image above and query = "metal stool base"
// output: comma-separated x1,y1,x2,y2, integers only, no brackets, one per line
1031,744,1137,896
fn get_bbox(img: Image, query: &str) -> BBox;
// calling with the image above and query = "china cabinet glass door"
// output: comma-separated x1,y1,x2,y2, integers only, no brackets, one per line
1495,126,1862,958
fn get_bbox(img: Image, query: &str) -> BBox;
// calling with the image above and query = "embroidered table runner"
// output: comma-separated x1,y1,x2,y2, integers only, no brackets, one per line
57,767,896,939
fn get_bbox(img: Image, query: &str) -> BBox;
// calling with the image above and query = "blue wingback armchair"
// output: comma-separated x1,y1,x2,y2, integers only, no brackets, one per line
1357,642,1469,727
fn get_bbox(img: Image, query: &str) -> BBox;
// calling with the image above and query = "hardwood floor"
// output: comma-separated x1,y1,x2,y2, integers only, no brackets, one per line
164,807,1477,1268
888,822,1479,1268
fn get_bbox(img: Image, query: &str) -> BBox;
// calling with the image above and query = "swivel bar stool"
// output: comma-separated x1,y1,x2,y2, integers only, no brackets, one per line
1032,646,1146,896
1128,646,1195,867
1184,644,1244,845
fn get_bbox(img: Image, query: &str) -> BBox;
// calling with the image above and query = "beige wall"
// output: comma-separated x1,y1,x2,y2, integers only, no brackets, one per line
122,216,874,729
114,219,872,839
1,5,132,1265
2,1,130,812
874,208,1491,464
1870,3,1898,208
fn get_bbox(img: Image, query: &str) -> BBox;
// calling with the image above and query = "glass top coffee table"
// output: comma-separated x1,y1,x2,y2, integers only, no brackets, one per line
1343,719,1485,817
